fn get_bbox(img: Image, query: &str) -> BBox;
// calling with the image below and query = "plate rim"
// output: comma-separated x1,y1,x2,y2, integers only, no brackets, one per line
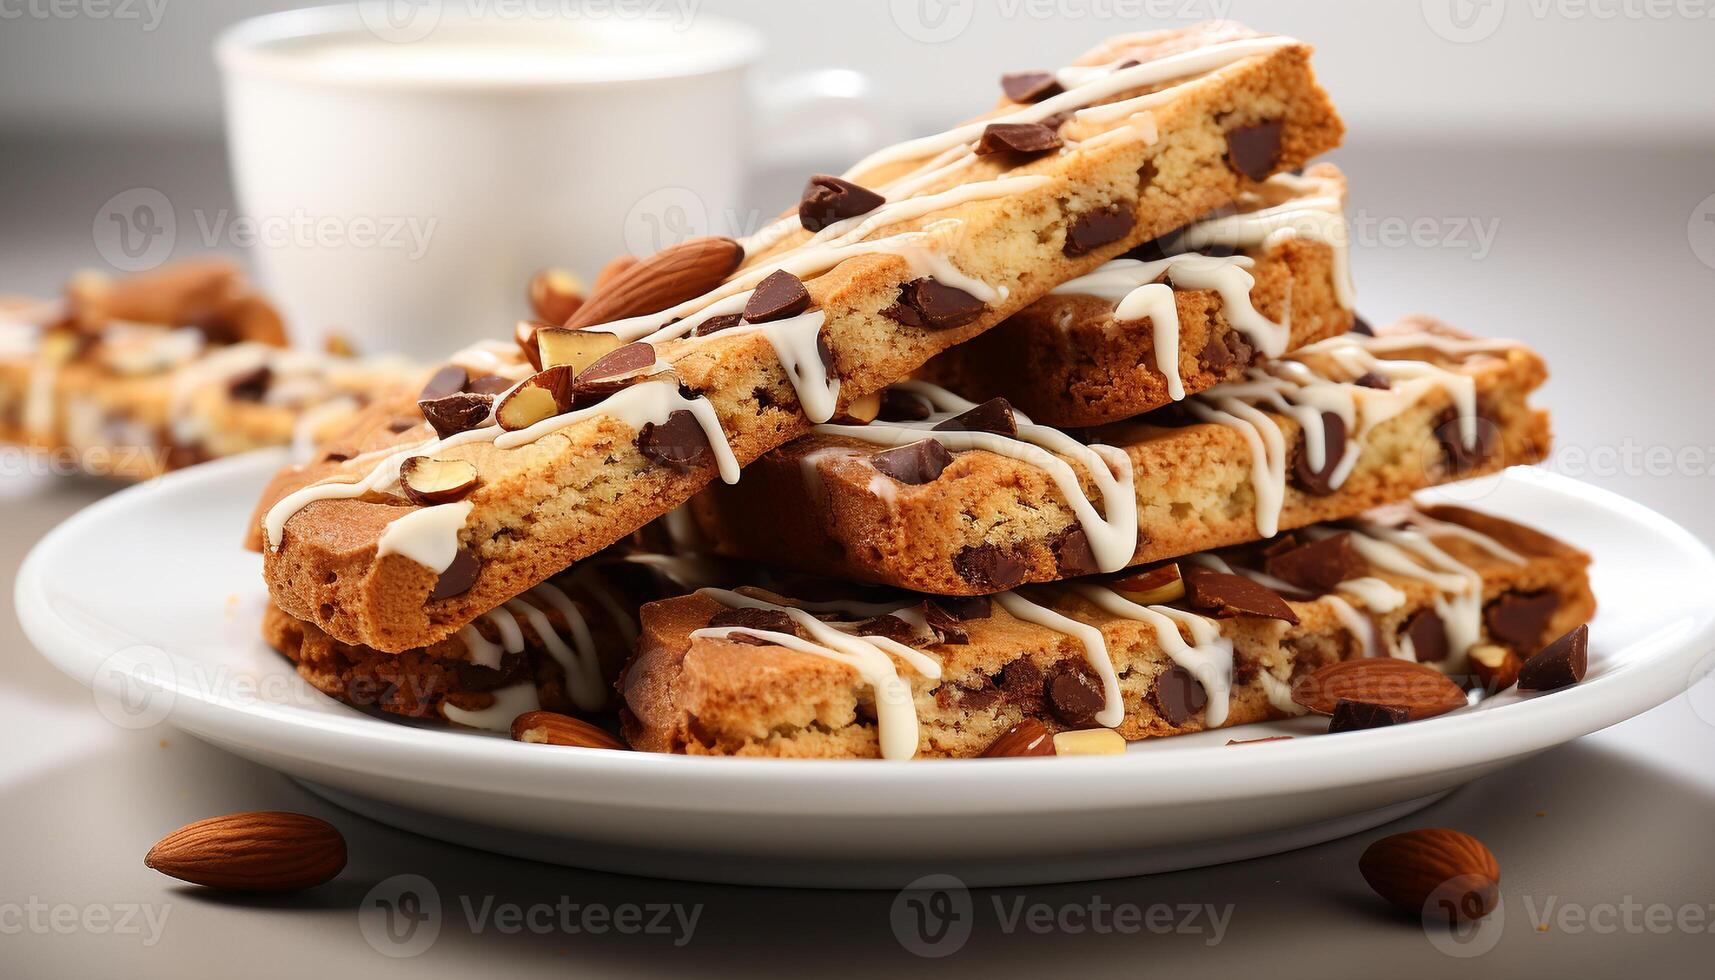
18,454,1715,818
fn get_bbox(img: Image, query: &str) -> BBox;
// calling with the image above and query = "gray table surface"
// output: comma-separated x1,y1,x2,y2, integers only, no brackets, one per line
4,137,1714,979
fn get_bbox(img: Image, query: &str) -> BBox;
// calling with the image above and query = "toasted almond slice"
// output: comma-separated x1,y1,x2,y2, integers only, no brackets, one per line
537,327,623,373
514,319,551,371
399,456,480,505
495,366,574,431
1111,563,1184,605
831,389,882,425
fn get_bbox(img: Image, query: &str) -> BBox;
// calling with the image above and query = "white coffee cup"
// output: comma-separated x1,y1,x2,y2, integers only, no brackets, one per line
216,3,881,357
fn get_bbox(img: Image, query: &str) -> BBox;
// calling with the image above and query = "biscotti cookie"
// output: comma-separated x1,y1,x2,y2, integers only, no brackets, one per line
259,23,1345,654
266,520,723,730
688,317,1551,594
920,165,1354,425
621,505,1595,759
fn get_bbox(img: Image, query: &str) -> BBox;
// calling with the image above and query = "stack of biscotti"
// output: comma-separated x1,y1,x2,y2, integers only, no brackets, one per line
0,259,426,478
249,23,1596,758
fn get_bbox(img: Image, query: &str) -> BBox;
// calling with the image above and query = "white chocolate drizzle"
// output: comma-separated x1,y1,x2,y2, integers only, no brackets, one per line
440,681,540,732
1071,585,1232,726
815,381,1139,572
375,501,473,575
507,585,607,712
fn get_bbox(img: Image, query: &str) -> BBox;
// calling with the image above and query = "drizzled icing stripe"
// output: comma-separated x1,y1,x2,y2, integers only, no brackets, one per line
441,681,540,732
994,592,1125,729
815,381,1139,572
507,585,606,712
457,608,525,670
1185,332,1500,537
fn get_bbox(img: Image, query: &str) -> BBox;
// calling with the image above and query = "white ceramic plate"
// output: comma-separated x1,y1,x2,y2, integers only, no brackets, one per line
18,452,1715,888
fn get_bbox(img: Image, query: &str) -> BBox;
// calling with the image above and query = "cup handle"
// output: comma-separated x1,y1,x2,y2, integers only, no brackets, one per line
751,69,898,172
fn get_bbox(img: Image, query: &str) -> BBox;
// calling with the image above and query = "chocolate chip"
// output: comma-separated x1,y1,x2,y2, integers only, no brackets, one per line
1126,231,1176,262
430,549,481,600
1518,624,1587,691
870,438,953,485
932,595,992,621
1052,525,1099,577
878,388,934,422
1153,665,1207,726
636,410,711,470
920,602,971,645
418,392,494,439
1063,204,1136,257
1000,70,1062,103
419,364,469,402
975,121,1063,157
953,543,1027,591
1290,412,1348,496
1485,591,1560,652
708,606,797,639
1224,119,1283,181
799,174,885,232
1197,328,1254,375
999,659,1043,700
933,397,1016,437
573,341,657,403
1263,532,1367,593
1352,371,1390,390
1402,609,1450,662
941,680,1001,712
881,278,986,331
228,365,271,402
852,614,922,646
466,374,513,395
1184,568,1300,624
1046,663,1104,726
1435,409,1499,474
1350,314,1375,337
693,313,744,337
743,270,812,323
1328,698,1409,733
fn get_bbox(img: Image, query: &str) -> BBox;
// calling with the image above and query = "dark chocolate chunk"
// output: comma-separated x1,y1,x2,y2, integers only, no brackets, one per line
932,595,992,621
953,543,1027,592
933,397,1016,438
636,410,711,470
878,388,934,422
1184,568,1300,624
1224,119,1283,181
1352,371,1390,390
693,312,744,337
1328,698,1409,733
1153,665,1208,726
1052,525,1099,577
881,278,986,331
1402,609,1450,663
430,548,481,600
1518,624,1587,691
573,341,657,402
418,392,495,439
941,679,1001,712
1063,204,1136,257
1435,409,1498,475
1046,663,1105,726
708,606,797,639
1484,591,1560,652
1290,412,1348,496
1000,70,1062,103
1262,532,1367,593
1126,230,1176,262
999,659,1043,699
1197,328,1254,375
975,121,1063,157
419,364,469,402
1349,314,1375,337
799,174,885,232
228,365,272,402
466,374,513,395
870,438,953,485
920,602,971,645
853,614,920,645
743,270,812,323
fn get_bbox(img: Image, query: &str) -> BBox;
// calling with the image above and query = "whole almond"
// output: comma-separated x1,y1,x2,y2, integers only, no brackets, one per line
145,812,346,892
592,253,639,292
1359,828,1500,924
511,710,628,750
1291,658,1467,720
565,237,743,329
